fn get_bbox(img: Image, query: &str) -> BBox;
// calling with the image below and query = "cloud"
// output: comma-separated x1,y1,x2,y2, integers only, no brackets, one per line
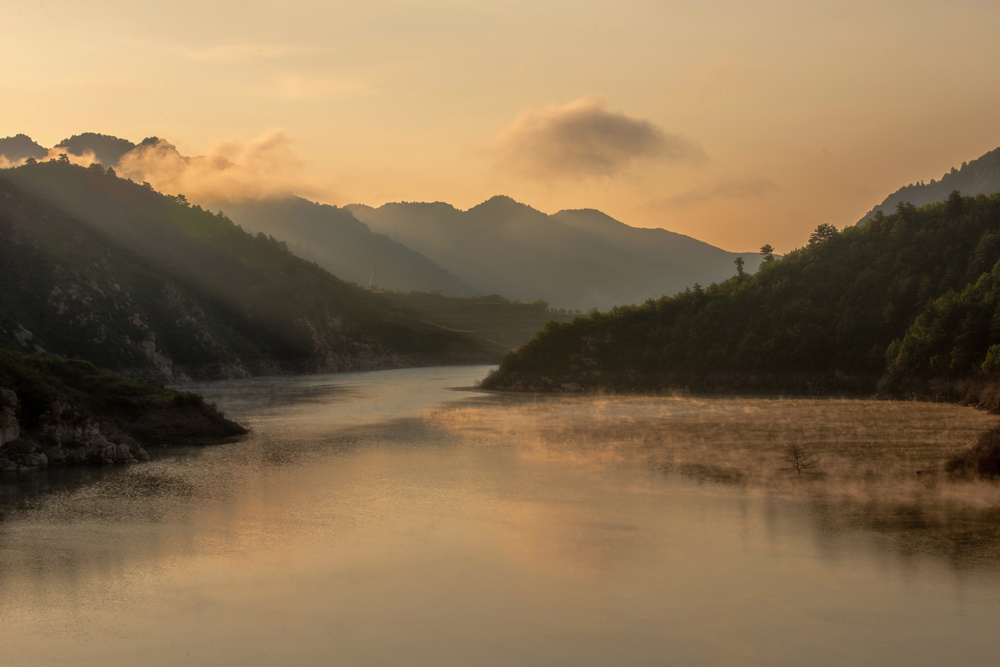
0,148,99,169
116,130,322,203
652,176,780,209
494,95,706,180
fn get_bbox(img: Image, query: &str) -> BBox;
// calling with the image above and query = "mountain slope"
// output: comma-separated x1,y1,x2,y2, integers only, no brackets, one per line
552,208,764,278
0,134,47,162
858,146,1000,224
41,131,474,296
348,196,760,310
482,193,1000,402
55,132,138,166
0,162,501,381
209,197,475,296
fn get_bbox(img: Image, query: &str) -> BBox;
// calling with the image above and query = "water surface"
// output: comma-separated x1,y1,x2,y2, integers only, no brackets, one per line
2,366,1000,666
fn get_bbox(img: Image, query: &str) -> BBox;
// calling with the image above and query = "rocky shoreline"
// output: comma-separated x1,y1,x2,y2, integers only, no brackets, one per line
1,351,248,473
1,387,151,472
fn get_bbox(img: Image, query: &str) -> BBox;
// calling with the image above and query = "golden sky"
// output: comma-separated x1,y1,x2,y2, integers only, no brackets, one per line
4,0,1000,252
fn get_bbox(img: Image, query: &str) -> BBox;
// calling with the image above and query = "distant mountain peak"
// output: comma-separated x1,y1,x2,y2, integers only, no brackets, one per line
55,132,137,167
468,194,541,218
0,134,48,162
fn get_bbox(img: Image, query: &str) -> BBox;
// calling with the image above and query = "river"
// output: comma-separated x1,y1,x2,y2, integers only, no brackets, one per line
2,365,1000,665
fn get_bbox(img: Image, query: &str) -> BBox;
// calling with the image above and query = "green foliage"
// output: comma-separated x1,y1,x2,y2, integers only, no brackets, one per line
0,162,499,377
485,193,1000,392
807,223,838,247
860,147,1000,224
0,348,186,425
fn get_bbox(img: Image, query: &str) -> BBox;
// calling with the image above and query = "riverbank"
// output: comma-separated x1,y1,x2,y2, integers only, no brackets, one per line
1,350,246,472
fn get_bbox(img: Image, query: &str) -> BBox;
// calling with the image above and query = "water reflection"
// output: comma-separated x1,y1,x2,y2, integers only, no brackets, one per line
1,366,1000,666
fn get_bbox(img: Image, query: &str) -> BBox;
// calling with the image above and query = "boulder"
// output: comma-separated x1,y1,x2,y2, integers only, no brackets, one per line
23,452,47,468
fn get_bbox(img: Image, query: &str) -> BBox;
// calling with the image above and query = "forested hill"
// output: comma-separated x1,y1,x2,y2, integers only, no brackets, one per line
55,132,138,167
0,161,501,382
858,146,1000,224
483,192,1000,405
0,134,47,163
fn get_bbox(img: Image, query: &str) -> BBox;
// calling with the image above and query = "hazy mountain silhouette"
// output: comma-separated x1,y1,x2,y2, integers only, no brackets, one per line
0,134,47,162
552,208,764,281
4,132,763,309
207,197,475,296
55,132,138,166
857,146,1000,224
0,161,500,381
348,196,762,310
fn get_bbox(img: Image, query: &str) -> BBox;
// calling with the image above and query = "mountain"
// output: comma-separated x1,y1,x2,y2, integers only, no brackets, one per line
55,132,138,166
6,132,765,310
372,292,576,350
0,134,47,162
0,161,501,382
347,196,762,310
40,132,472,295
858,146,1000,224
482,192,1000,407
208,197,475,296
552,208,767,278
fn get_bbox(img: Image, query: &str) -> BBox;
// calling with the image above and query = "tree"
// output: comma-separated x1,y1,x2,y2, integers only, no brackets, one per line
760,244,775,263
781,444,817,474
808,223,838,247
947,189,964,218
734,256,745,279
57,153,70,164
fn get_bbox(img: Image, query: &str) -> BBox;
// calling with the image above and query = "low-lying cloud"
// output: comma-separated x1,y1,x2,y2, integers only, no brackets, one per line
116,131,318,203
653,176,780,209
494,96,706,180
0,147,99,169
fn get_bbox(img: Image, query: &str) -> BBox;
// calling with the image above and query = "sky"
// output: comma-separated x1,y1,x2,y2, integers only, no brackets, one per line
3,0,1000,253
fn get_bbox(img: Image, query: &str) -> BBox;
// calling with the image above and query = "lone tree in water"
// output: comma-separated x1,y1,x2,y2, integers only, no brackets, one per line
782,444,818,474
760,244,775,263
734,256,745,279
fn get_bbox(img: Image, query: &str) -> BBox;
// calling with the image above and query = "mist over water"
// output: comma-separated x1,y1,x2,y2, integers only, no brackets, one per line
2,366,1000,665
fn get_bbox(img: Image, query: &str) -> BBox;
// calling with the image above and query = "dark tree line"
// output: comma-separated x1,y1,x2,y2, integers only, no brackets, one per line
484,191,1000,397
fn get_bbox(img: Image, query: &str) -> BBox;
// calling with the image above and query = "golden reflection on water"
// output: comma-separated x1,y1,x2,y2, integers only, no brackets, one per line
1,367,1000,666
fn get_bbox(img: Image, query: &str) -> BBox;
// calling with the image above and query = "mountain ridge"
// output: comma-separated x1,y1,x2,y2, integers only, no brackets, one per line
857,146,1000,224
0,161,500,382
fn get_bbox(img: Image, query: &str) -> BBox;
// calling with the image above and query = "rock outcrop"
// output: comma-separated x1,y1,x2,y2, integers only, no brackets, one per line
0,388,149,471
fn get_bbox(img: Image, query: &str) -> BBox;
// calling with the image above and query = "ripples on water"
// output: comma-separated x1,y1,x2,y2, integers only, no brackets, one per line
2,366,1000,666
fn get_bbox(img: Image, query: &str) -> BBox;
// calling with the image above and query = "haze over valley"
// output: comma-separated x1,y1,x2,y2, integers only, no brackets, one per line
4,2,1000,665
